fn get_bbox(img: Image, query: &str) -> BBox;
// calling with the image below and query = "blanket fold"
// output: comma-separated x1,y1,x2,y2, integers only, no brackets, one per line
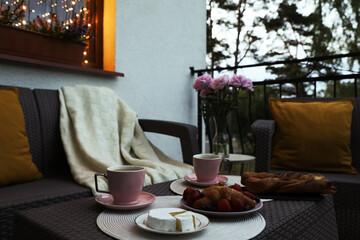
59,85,193,195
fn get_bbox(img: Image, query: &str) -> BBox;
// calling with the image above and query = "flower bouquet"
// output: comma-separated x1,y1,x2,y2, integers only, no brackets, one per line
193,74,253,157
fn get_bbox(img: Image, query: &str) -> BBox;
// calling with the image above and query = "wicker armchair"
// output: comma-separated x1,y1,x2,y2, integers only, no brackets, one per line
251,98,360,240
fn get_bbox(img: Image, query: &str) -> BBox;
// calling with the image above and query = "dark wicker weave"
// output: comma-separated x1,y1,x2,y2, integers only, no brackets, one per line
251,98,360,240
12,180,338,240
0,85,199,240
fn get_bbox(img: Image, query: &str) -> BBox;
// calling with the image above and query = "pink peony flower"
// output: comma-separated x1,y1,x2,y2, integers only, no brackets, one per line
241,77,254,91
212,75,229,91
230,75,253,91
229,75,245,87
193,74,213,91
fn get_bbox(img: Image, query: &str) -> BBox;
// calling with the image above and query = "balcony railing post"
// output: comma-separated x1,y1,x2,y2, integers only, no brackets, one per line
296,82,299,97
355,78,358,97
248,91,253,123
190,67,204,154
263,84,269,119
197,71,205,153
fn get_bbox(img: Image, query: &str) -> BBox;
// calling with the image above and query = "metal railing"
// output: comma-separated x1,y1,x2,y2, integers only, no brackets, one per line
190,52,360,154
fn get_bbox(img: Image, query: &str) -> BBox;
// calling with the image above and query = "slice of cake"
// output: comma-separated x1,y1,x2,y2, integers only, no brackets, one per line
146,208,196,232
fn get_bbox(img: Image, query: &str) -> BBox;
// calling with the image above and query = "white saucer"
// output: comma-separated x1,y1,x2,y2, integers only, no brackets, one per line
134,212,209,235
95,192,156,210
184,173,228,187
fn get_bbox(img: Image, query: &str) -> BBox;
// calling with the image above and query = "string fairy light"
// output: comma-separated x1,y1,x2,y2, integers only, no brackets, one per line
0,0,92,65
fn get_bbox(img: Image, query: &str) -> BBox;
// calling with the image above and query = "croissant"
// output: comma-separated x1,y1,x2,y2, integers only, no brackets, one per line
192,183,255,209
241,172,336,194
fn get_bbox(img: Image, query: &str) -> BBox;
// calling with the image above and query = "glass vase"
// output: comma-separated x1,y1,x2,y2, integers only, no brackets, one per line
212,118,230,159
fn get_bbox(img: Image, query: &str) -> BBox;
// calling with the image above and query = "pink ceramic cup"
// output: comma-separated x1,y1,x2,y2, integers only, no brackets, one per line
193,154,222,182
94,166,145,205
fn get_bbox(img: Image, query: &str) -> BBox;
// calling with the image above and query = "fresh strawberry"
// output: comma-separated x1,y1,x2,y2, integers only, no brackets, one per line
243,191,255,200
183,187,196,200
230,184,242,192
217,198,232,212
231,197,245,211
186,190,201,206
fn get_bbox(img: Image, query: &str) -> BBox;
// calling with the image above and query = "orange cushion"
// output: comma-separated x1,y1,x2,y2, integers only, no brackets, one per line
269,98,357,174
0,88,42,186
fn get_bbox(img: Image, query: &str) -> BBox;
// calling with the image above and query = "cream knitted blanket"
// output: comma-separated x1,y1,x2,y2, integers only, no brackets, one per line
59,85,193,195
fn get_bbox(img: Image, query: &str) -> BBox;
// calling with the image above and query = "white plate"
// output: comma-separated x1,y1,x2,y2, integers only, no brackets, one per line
134,212,209,235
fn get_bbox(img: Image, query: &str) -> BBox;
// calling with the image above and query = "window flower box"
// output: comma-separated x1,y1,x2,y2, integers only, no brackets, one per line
0,24,86,66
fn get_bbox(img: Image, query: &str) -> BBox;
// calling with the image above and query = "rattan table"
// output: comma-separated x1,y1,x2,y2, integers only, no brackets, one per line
13,180,338,240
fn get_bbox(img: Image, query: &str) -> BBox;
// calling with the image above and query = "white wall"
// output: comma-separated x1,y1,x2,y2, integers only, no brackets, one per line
0,0,206,161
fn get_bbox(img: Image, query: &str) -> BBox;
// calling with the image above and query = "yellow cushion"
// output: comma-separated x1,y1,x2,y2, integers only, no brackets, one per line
0,88,43,186
269,98,357,174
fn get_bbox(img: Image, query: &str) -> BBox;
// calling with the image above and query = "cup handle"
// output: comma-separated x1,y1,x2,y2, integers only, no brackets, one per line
94,173,109,194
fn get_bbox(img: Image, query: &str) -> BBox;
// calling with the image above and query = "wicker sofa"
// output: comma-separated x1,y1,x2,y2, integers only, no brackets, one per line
251,98,360,240
0,85,199,239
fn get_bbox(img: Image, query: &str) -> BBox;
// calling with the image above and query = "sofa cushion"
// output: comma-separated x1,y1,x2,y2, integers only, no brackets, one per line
269,98,357,174
0,88,43,186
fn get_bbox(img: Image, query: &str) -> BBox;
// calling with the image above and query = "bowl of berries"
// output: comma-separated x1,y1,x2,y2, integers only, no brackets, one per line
180,183,263,216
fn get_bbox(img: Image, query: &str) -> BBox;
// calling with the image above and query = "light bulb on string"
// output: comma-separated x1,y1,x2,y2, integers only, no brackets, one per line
2,0,94,66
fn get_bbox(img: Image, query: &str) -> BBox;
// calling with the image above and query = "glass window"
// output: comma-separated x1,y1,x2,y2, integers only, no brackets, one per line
0,0,103,68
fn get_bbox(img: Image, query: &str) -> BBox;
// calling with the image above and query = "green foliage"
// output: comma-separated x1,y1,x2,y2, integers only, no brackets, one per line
255,0,359,77
207,0,260,73
324,80,358,98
